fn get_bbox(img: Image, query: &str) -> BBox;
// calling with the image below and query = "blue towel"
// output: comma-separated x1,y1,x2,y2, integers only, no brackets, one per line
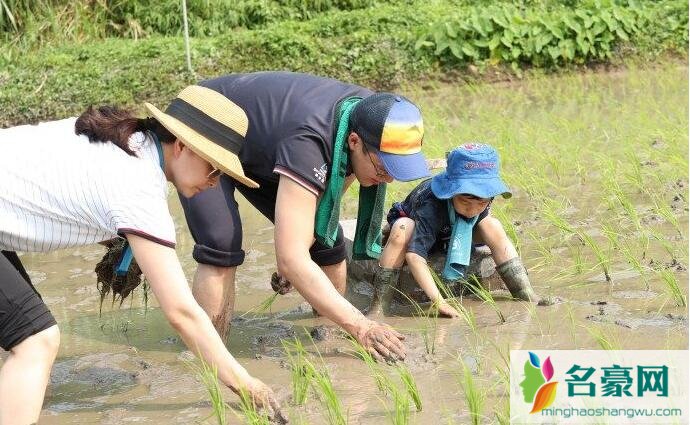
442,201,479,281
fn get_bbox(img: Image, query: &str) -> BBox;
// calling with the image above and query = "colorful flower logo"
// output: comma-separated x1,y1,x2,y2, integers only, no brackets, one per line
519,352,558,413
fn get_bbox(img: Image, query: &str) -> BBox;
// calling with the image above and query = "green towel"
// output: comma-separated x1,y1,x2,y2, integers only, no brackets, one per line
314,97,386,261
442,200,478,280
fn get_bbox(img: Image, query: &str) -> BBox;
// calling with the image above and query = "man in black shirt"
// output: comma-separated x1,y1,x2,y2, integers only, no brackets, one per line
178,72,430,361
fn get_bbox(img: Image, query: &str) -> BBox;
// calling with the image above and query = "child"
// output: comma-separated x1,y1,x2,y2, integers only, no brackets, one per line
369,143,537,317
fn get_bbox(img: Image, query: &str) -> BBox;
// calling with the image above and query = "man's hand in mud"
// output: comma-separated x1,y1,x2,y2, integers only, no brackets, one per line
271,272,292,295
233,376,288,424
355,319,406,363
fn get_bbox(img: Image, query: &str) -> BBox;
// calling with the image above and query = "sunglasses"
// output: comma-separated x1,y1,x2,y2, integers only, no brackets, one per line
362,143,389,178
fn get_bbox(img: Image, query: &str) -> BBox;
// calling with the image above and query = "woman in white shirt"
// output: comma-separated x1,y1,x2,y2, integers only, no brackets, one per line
0,86,284,424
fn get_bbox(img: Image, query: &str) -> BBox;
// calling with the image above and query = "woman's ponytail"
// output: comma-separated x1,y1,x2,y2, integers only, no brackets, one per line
75,105,174,156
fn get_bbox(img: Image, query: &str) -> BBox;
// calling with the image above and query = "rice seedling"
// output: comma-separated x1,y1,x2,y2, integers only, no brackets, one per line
619,239,650,290
396,286,439,355
347,337,388,394
464,275,505,323
624,150,645,191
649,229,680,261
585,325,621,350
430,269,479,336
656,268,687,307
380,378,411,425
609,180,642,231
526,229,555,266
396,364,422,412
237,388,271,425
282,338,315,406
578,231,612,284
565,302,578,344
457,356,486,425
487,341,510,396
572,244,585,275
493,398,510,425
601,224,620,251
421,302,439,355
239,292,279,318
522,298,544,337
184,355,229,425
311,368,347,425
637,231,651,259
491,204,521,255
651,194,683,237
303,331,348,425
351,338,420,423
540,197,577,239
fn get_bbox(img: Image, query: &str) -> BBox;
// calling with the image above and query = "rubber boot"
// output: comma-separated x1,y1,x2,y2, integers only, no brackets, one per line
367,266,400,316
496,257,537,301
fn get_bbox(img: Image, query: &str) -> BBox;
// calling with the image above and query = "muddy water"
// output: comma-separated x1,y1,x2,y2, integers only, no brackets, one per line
3,66,688,424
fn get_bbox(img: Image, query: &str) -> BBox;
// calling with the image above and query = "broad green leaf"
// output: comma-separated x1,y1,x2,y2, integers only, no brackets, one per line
449,43,463,60
435,39,449,55
414,39,434,50
536,33,553,52
548,45,560,60
488,34,501,51
511,46,521,59
461,44,479,58
615,27,629,41
562,15,582,33
445,22,457,38
471,14,487,37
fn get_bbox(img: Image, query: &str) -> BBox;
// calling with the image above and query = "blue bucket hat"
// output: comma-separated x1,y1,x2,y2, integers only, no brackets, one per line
431,143,512,199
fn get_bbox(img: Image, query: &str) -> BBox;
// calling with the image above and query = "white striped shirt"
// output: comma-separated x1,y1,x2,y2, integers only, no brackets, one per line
0,117,176,252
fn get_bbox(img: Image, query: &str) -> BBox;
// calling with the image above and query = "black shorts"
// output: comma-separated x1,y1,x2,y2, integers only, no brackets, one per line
0,251,57,351
178,174,346,268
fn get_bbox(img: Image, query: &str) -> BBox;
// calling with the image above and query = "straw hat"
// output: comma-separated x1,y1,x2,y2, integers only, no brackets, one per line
145,85,259,188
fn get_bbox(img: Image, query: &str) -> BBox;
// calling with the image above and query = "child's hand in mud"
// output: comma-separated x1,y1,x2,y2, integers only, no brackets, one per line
271,272,292,295
356,320,406,363
234,376,288,424
436,300,461,318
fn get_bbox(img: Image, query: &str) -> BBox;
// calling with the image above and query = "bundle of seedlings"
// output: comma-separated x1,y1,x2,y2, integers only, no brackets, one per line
94,238,147,313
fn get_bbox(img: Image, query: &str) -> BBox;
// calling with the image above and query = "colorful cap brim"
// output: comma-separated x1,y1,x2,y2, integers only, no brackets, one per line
431,172,512,199
378,150,431,182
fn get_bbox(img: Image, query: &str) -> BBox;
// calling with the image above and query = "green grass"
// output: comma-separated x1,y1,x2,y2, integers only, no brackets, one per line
1,1,688,127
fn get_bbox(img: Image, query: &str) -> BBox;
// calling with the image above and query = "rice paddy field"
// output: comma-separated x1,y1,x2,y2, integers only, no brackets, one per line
2,62,687,424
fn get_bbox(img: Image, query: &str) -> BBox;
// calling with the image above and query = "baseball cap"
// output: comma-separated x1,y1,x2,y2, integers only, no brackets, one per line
349,93,430,181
